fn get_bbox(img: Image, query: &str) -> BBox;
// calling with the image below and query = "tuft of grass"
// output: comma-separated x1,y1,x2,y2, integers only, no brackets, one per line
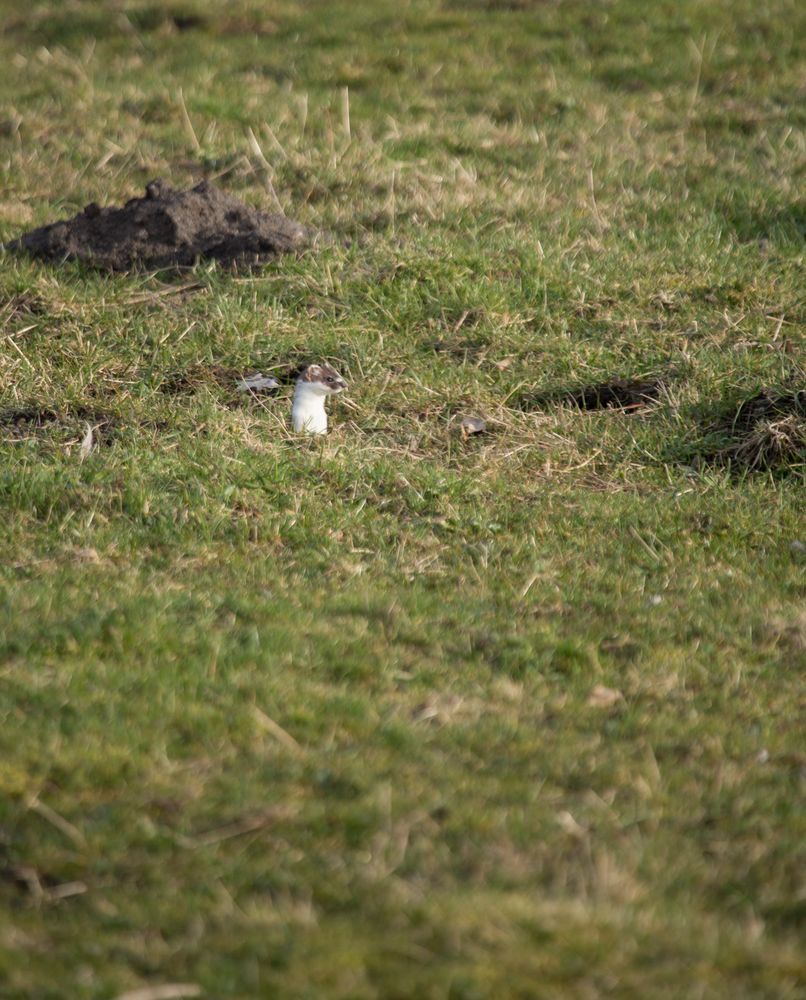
1,1,805,998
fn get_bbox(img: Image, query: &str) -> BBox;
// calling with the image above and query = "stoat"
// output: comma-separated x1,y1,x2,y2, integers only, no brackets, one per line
291,363,347,434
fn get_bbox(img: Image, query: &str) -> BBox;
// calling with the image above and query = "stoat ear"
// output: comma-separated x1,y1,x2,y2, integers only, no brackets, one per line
303,364,323,380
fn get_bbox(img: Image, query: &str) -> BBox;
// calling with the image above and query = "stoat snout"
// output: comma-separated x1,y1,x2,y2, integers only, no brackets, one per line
292,363,347,434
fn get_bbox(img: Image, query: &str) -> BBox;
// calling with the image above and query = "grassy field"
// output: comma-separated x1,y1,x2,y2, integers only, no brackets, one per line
1,0,805,997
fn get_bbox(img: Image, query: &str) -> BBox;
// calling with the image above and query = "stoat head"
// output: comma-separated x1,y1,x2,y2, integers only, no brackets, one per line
296,363,347,396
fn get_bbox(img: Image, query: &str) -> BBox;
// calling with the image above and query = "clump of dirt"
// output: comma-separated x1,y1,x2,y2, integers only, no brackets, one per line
9,179,313,272
695,390,806,472
521,377,667,412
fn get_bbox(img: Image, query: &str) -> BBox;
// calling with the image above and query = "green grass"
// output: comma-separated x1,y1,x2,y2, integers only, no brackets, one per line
1,1,805,997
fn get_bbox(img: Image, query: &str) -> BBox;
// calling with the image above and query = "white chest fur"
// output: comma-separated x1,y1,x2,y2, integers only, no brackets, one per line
291,382,328,434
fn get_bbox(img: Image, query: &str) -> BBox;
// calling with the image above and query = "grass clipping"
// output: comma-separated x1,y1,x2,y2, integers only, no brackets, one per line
8,179,312,271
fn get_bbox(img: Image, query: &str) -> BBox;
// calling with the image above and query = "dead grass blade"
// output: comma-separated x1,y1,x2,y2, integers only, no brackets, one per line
252,706,305,755
26,796,87,847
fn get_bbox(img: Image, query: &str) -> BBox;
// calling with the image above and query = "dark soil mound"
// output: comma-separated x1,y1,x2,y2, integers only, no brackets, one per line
9,179,312,271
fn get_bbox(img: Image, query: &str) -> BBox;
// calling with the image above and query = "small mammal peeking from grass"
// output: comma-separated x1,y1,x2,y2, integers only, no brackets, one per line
292,363,348,435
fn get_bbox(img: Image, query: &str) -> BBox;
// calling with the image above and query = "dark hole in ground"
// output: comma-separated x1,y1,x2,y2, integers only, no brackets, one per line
0,859,64,898
170,13,205,31
519,377,667,412
432,337,489,361
0,292,46,320
159,365,239,396
131,7,278,36
430,308,492,360
0,406,116,443
124,7,205,32
445,0,549,9
4,7,277,44
0,408,59,434
160,362,303,399
690,389,806,473
726,390,806,429
7,180,313,272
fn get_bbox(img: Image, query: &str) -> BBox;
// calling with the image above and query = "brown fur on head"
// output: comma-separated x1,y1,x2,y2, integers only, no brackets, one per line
297,363,347,393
